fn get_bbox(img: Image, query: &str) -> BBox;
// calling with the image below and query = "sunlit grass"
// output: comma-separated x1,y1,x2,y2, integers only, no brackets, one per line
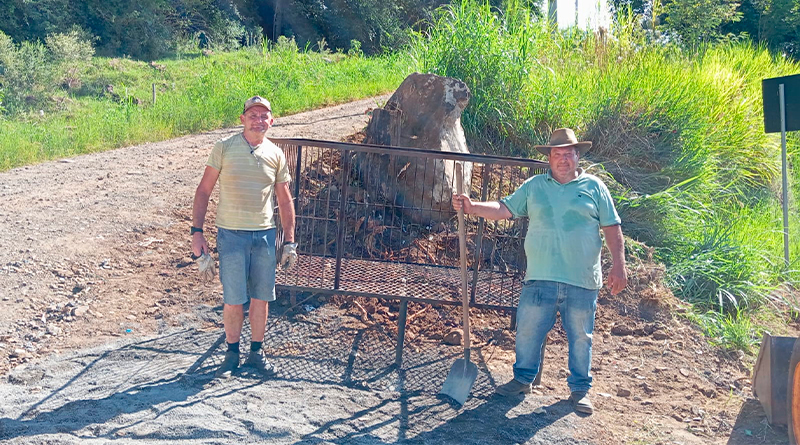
0,43,410,171
687,309,760,354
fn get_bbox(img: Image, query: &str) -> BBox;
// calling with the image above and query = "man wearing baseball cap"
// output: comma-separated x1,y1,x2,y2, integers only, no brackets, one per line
191,96,298,378
452,128,627,414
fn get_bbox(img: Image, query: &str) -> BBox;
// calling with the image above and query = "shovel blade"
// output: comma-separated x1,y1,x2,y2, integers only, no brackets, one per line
439,358,478,405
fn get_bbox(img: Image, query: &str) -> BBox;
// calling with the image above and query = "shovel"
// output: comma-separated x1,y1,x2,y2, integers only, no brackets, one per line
440,162,478,405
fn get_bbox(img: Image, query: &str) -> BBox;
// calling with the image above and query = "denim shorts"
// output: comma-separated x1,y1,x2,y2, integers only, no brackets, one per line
217,228,277,305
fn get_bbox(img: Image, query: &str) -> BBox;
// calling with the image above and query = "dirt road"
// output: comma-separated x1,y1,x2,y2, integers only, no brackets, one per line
0,95,391,363
0,96,792,444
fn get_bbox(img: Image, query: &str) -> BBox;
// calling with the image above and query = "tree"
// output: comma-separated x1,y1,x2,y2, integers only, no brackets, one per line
661,0,742,44
719,0,800,57
758,0,800,56
0,0,74,43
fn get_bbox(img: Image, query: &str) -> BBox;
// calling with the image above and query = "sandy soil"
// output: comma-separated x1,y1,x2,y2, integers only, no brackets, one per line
0,95,795,444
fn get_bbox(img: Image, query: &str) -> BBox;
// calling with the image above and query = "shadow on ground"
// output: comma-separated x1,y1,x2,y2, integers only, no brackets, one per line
0,303,587,444
727,398,790,445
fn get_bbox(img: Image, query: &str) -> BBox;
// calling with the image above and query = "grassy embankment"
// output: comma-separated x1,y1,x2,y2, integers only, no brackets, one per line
410,0,800,352
0,38,409,171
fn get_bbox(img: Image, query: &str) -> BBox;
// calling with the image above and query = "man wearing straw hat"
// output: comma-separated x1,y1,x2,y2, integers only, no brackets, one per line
452,128,627,414
191,96,298,378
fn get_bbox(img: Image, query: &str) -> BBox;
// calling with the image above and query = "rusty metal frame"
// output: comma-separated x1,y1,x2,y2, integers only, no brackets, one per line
271,137,548,366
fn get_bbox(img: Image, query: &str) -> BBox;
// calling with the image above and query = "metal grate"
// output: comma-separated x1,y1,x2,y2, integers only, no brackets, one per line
277,256,523,309
272,137,546,312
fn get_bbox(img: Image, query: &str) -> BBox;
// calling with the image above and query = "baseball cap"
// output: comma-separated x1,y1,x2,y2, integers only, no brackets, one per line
243,96,272,113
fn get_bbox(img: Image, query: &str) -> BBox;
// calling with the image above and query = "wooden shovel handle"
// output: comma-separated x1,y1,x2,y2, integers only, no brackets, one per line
455,162,470,356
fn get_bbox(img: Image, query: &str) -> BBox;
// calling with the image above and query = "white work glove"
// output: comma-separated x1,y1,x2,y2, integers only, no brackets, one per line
197,252,216,282
280,242,298,270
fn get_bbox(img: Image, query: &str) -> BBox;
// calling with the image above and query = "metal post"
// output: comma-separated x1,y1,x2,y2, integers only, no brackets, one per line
469,167,490,305
294,145,303,209
395,299,409,367
780,84,790,266
334,150,351,289
152,83,156,105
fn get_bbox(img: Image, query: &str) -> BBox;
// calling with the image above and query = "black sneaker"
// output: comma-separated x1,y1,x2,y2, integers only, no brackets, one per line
214,350,239,378
245,350,276,377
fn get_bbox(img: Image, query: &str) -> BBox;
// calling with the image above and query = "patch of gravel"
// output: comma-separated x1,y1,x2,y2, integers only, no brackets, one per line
0,304,588,444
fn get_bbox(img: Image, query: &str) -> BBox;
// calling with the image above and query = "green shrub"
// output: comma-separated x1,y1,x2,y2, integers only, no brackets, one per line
688,309,760,354
0,38,51,113
662,219,771,310
0,31,13,77
208,18,247,51
0,28,97,114
348,40,364,58
45,27,95,63
46,28,95,91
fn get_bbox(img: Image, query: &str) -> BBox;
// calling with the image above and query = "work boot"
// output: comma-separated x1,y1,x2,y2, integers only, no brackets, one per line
495,379,532,397
245,349,276,377
570,391,593,414
215,350,239,378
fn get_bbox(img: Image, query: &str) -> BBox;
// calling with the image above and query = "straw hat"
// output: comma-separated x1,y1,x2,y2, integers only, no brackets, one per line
534,128,592,156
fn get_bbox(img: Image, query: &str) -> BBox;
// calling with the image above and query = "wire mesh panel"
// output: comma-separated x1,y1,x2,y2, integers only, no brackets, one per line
272,138,547,311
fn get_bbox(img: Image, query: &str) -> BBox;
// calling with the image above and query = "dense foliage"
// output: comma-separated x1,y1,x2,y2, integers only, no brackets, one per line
0,0,455,60
611,0,800,56
1,0,797,59
0,0,258,60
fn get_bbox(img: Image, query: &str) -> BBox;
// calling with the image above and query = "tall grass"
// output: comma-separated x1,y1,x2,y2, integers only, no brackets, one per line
411,0,800,350
688,309,760,354
0,39,410,171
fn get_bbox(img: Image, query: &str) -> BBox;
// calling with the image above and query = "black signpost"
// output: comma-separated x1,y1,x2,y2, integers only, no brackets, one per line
763,73,800,266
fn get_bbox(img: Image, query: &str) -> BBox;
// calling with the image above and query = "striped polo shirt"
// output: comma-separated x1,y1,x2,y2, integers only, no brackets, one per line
207,133,291,230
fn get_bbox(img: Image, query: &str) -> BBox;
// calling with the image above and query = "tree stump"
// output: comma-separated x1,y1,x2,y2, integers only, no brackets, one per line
359,73,472,224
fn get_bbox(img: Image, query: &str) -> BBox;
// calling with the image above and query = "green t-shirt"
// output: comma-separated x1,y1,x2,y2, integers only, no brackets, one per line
500,169,620,290
207,134,291,231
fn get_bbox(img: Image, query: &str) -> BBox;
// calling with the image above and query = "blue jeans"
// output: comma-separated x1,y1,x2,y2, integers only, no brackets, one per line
217,228,277,305
513,280,598,393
